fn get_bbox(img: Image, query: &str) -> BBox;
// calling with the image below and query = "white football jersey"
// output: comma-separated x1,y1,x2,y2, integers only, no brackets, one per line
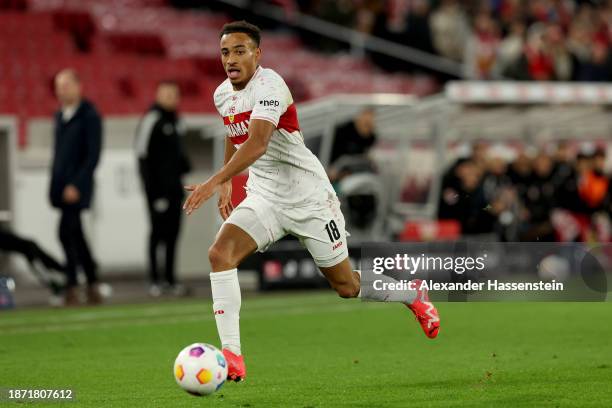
214,66,335,206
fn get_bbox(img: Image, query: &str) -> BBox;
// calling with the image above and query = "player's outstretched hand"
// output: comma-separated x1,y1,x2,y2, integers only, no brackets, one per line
218,181,234,220
183,180,217,215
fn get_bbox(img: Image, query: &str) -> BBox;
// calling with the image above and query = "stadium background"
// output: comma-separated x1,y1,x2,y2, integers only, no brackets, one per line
1,0,612,300
1,1,612,407
0,0,611,301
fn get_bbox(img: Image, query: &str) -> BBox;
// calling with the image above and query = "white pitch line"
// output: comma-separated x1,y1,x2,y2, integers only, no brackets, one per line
0,303,370,336
0,295,344,329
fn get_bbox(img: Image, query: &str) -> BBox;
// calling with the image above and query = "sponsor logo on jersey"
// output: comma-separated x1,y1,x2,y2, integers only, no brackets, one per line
223,110,253,145
332,241,343,251
259,99,280,107
226,120,250,137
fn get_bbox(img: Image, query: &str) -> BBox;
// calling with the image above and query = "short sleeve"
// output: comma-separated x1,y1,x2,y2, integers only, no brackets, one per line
213,86,224,116
250,73,289,127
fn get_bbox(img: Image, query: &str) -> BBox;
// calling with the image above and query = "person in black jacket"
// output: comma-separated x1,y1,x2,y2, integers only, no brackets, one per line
437,158,497,235
329,108,377,168
50,69,103,306
135,81,191,296
328,108,378,184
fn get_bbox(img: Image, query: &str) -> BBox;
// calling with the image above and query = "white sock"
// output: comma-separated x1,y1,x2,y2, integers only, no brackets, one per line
357,270,417,304
210,268,241,355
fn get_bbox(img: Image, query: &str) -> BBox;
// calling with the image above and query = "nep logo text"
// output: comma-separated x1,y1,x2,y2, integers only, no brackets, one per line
259,100,279,107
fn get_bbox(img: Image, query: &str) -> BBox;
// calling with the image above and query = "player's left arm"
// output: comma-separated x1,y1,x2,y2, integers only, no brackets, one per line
183,119,275,215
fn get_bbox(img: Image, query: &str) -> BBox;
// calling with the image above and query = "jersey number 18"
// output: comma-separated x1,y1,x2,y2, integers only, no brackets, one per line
325,220,341,242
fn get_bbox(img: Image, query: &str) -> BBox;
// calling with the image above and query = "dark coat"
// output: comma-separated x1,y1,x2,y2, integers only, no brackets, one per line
49,99,102,209
135,104,191,200
330,121,377,166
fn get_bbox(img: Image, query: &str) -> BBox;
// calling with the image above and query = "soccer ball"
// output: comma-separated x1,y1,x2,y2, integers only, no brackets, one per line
173,343,228,396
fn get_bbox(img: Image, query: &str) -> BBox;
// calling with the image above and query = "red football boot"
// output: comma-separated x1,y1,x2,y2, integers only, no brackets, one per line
222,349,246,382
406,279,440,339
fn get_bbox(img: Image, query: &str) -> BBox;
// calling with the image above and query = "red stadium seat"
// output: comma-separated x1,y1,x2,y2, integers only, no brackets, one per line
3,0,425,146
399,220,461,242
0,0,28,11
106,33,166,56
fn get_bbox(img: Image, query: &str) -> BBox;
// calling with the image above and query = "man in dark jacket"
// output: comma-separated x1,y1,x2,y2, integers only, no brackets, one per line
329,108,377,168
50,69,102,306
135,81,191,296
328,108,378,184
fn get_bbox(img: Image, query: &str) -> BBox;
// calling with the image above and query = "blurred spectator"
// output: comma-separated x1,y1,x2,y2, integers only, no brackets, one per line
470,141,490,171
329,108,378,181
495,19,526,74
577,41,612,81
481,146,513,203
567,20,593,64
520,152,557,241
437,159,497,235
463,12,501,79
438,141,611,242
547,23,579,81
496,0,527,29
439,158,474,221
593,147,608,176
401,0,436,55
443,141,488,180
355,0,385,34
507,150,533,198
551,141,575,188
551,146,611,241
135,81,191,297
482,147,521,240
430,0,470,61
298,0,612,81
49,69,103,306
580,148,610,211
556,150,593,214
505,23,556,80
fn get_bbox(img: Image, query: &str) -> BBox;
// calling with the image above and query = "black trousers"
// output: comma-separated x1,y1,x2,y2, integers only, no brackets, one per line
0,229,62,270
146,196,182,285
59,208,97,287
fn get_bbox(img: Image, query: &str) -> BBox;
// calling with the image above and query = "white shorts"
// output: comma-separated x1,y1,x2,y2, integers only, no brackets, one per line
224,193,349,268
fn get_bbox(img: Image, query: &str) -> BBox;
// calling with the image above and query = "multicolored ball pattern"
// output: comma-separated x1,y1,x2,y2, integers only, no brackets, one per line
173,343,228,396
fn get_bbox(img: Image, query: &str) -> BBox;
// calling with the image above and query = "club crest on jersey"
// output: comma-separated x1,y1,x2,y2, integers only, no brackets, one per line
222,110,253,145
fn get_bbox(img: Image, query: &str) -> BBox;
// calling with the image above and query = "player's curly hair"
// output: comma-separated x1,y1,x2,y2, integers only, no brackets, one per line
219,20,261,47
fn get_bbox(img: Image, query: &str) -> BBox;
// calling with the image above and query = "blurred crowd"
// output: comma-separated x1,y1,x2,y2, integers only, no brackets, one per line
294,0,612,80
438,142,612,242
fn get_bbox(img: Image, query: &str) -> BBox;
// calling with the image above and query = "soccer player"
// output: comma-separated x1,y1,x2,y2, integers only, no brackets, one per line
183,21,440,382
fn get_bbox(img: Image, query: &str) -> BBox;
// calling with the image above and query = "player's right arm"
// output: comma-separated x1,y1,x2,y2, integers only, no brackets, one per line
183,119,274,215
218,136,237,220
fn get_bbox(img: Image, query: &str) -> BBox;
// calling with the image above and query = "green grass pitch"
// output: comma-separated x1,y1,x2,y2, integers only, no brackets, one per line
1,293,611,407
